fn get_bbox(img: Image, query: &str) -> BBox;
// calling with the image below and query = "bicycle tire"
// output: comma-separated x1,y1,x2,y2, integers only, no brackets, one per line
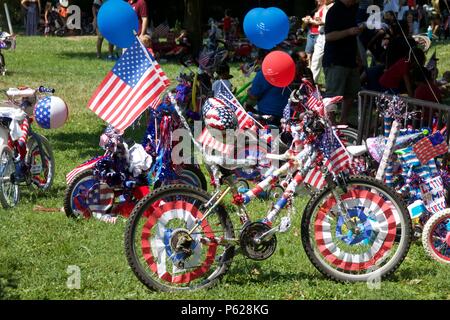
125,184,235,291
26,133,55,191
0,145,19,208
301,175,412,282
154,164,208,191
422,209,450,264
63,169,96,219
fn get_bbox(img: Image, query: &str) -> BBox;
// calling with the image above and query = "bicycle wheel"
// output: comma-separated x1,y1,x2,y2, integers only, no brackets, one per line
155,164,208,191
125,184,235,291
0,145,19,208
63,170,97,219
301,175,412,282
174,165,207,191
26,133,55,191
422,209,450,264
337,127,358,147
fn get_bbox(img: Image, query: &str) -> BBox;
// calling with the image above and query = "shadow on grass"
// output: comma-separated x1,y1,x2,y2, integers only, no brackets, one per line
57,51,106,61
49,129,105,159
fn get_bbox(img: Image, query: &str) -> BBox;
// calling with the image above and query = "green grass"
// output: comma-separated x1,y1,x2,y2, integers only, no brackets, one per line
0,36,449,300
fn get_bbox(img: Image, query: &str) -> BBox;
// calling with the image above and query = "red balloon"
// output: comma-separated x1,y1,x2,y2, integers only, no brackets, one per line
262,51,296,88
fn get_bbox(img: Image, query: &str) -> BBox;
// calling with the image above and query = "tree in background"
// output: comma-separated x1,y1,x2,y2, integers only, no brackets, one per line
184,0,203,56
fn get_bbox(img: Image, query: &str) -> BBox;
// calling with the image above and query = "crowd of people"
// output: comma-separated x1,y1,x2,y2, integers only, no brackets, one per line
16,0,450,126
238,0,450,126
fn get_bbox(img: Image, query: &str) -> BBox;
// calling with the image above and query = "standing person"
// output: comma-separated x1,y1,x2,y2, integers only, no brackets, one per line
323,0,362,124
93,0,115,59
21,0,41,36
310,0,334,84
302,0,324,66
129,0,149,37
222,9,232,41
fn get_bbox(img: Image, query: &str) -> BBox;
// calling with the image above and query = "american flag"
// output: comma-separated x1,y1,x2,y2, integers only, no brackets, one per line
66,156,105,185
305,89,325,117
304,166,326,190
215,80,256,131
86,182,114,214
88,38,169,132
198,81,258,154
197,128,233,154
413,132,449,165
320,128,351,175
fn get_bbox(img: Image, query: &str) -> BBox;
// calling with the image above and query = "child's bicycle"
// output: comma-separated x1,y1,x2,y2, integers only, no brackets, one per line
0,86,56,208
123,90,412,291
422,209,450,264
0,31,16,76
64,107,207,222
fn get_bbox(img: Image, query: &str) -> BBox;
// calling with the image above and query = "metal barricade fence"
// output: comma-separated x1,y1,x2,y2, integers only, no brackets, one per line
357,90,450,145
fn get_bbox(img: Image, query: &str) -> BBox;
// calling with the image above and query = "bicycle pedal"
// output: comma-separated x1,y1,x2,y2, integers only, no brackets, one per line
279,216,291,233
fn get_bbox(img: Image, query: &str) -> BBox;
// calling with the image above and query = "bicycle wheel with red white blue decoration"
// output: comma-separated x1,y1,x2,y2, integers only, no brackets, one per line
422,209,450,264
124,184,235,291
301,176,412,282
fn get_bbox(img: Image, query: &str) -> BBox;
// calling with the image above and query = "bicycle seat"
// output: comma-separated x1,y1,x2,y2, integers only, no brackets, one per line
7,87,35,98
346,144,367,157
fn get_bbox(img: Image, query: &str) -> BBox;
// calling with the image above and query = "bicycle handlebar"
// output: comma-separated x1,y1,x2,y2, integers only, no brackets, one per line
38,86,55,94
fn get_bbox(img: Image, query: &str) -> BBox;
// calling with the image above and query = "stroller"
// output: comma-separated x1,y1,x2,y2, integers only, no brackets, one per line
0,31,16,76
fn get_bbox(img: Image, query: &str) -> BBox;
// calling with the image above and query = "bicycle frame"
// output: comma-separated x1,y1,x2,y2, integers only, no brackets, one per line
185,119,356,244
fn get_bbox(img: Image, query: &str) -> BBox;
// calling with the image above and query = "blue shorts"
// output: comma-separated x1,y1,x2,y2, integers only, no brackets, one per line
305,32,318,54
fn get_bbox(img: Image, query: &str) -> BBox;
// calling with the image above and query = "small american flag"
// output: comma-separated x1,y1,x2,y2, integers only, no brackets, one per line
413,132,449,165
305,89,325,117
215,80,256,131
66,156,105,185
320,128,351,175
197,128,233,155
304,166,326,190
88,38,169,132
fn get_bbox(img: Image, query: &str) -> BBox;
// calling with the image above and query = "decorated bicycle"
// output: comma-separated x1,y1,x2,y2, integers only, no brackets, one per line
64,99,207,223
123,78,412,291
0,86,66,208
346,94,450,264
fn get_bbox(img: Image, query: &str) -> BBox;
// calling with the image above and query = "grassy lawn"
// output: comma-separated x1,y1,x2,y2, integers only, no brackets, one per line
0,36,449,300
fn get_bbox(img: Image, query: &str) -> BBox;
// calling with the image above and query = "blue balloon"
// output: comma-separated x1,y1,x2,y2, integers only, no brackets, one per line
265,7,290,45
97,0,139,48
243,7,290,50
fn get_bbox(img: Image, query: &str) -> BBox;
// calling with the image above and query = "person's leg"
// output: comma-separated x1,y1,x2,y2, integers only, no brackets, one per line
341,67,361,125
108,43,114,58
305,32,315,66
324,66,347,124
97,36,104,58
311,35,325,84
